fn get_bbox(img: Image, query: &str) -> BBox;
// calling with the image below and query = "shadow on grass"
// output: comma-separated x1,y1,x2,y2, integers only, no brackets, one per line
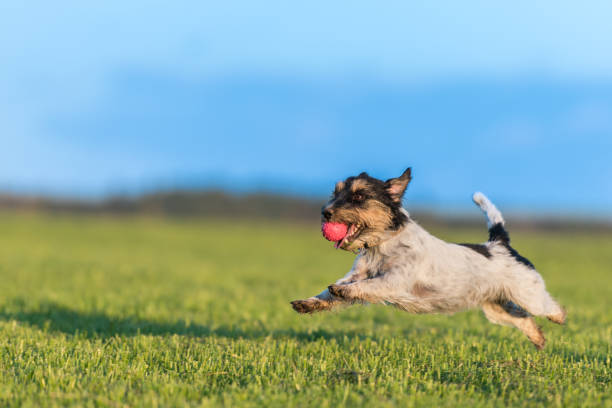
0,300,370,342
2,300,605,368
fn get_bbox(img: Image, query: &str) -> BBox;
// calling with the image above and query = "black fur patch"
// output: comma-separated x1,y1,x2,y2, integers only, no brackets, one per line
488,223,510,244
500,300,530,318
458,243,491,258
487,223,535,269
504,244,535,269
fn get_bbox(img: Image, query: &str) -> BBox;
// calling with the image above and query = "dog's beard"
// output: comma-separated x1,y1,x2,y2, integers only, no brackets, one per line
331,202,395,250
332,223,364,249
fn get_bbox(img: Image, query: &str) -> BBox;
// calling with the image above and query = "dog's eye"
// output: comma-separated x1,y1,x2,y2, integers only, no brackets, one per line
353,193,365,202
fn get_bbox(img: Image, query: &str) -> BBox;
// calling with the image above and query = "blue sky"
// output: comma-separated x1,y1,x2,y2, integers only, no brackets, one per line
1,1,611,214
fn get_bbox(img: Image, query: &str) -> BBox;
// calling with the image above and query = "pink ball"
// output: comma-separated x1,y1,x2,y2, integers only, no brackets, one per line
321,222,348,242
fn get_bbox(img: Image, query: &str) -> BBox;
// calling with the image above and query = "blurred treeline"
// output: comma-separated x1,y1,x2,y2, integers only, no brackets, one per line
0,191,319,220
1,190,611,233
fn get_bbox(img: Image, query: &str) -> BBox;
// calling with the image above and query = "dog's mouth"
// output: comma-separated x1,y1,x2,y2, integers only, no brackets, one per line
333,223,363,249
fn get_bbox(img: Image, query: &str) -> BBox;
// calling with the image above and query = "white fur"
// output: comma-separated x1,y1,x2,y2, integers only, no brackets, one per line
330,211,561,316
473,192,504,228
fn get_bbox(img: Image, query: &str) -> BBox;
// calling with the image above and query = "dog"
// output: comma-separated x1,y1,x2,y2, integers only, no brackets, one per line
290,168,565,349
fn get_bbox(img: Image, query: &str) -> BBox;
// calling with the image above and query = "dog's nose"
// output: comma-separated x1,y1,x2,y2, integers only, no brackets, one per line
322,208,333,220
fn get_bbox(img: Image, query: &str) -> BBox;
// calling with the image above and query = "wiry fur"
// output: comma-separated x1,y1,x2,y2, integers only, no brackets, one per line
291,168,566,349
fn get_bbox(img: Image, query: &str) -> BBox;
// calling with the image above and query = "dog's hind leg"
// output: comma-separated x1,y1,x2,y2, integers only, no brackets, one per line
503,270,566,324
512,288,566,325
482,301,546,349
474,192,566,325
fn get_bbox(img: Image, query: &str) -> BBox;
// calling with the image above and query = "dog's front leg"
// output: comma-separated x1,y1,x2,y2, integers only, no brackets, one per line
291,257,369,314
328,276,397,305
290,277,365,314
290,288,341,314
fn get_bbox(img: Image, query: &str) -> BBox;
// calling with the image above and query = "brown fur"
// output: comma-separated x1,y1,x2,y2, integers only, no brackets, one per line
411,282,437,297
328,283,372,304
547,308,567,325
290,298,333,314
386,168,412,202
331,200,395,250
323,171,410,251
482,302,546,349
350,178,369,192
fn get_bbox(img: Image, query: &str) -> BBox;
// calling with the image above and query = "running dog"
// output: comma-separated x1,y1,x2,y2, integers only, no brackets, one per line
290,168,565,349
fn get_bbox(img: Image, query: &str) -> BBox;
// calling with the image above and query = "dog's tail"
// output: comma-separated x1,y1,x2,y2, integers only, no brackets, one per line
472,192,510,244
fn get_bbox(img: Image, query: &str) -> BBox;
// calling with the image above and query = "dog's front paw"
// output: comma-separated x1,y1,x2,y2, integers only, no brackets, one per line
328,284,352,299
291,299,323,314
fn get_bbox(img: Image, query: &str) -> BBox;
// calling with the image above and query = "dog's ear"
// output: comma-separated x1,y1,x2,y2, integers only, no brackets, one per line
385,168,412,202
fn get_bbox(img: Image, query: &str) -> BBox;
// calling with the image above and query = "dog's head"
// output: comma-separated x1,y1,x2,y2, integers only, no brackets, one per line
321,168,411,251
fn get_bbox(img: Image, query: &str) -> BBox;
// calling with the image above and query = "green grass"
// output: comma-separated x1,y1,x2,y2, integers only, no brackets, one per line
0,213,610,407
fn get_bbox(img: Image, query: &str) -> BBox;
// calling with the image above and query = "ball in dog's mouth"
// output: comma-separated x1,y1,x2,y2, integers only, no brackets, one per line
321,222,360,249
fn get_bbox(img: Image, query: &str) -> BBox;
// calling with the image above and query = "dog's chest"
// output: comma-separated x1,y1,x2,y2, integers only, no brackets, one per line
363,251,410,279
364,241,423,278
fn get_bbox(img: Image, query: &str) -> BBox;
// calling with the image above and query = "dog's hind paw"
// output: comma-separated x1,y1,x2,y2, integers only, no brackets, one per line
547,308,567,325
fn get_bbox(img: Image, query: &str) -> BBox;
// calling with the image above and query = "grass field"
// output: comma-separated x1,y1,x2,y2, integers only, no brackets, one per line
0,213,610,407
